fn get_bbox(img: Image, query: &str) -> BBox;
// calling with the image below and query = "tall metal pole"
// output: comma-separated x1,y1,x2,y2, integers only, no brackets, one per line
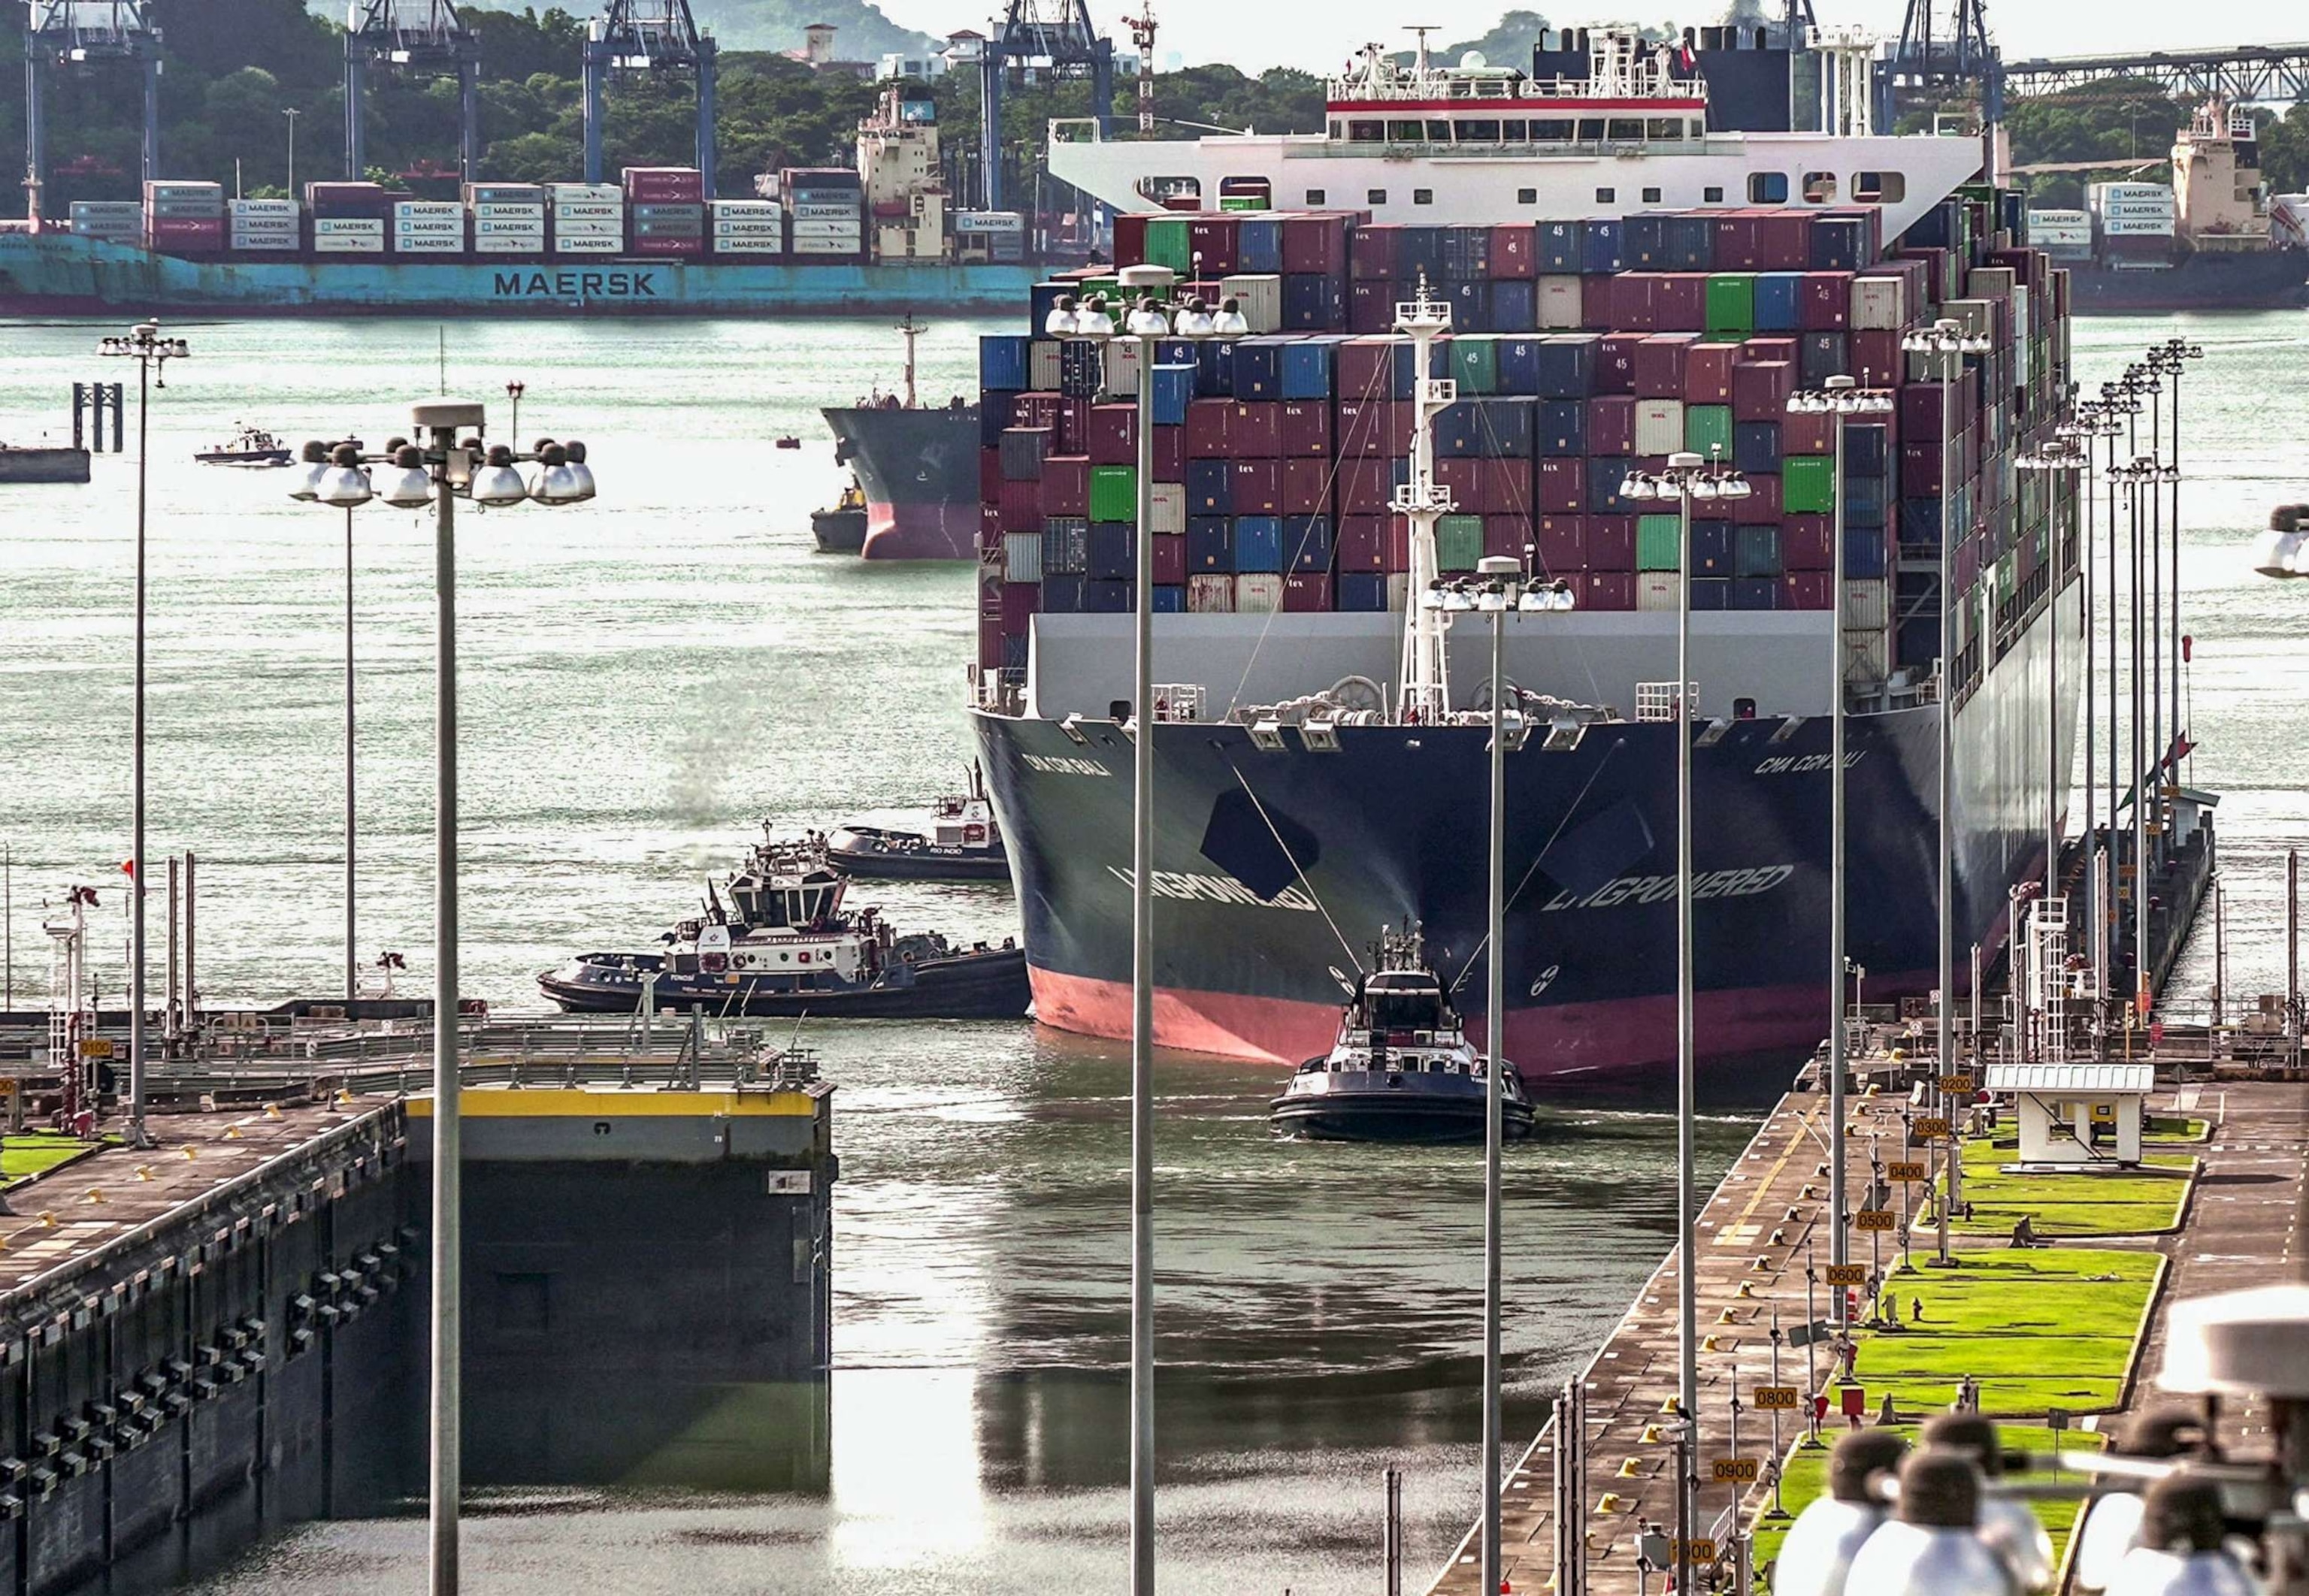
1675,466,1698,1596
2130,471,2149,1017
2046,462,2062,899
1483,572,1507,1596
2147,381,2163,869
1827,398,1850,1302
2106,418,2122,1028
2167,361,2185,818
1935,345,1955,1168
2289,850,2300,1068
426,414,463,1596
346,505,358,1001
285,107,299,199
1130,319,1159,1596
2082,435,2097,999
129,351,150,1147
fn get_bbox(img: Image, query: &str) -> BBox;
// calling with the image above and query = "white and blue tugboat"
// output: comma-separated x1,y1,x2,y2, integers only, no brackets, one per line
1269,927,1536,1144
822,765,1009,883
539,832,1029,1020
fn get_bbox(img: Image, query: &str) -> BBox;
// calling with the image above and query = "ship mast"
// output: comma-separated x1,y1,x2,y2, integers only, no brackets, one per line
897,312,923,408
1394,273,1455,723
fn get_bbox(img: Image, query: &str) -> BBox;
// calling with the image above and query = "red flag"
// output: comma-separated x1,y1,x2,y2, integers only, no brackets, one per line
120,859,135,877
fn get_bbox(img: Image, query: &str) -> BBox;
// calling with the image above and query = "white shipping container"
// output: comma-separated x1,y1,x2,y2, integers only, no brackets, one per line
231,198,298,216
395,201,462,220
1234,573,1284,614
1185,575,1234,614
1386,573,1411,612
2102,218,2177,235
1636,572,1679,611
954,210,1024,234
392,236,464,252
710,200,781,217
1003,531,1043,584
2029,207,2090,225
228,228,298,243
546,183,622,201
1029,340,1061,389
1098,337,1139,399
312,218,383,236
1634,397,1684,456
552,222,624,238
474,236,544,253
791,201,860,220
2100,201,2176,217
1850,274,1908,331
550,201,623,220
1841,577,1888,630
395,219,464,237
1841,630,1889,688
1148,481,1184,537
1218,274,1282,334
553,235,623,253
473,203,545,220
793,242,863,255
710,237,783,255
475,217,546,236
1537,274,1584,330
313,235,386,253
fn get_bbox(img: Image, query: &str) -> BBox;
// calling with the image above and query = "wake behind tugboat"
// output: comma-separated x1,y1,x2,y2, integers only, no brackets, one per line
1269,927,1536,1144
539,830,1028,1019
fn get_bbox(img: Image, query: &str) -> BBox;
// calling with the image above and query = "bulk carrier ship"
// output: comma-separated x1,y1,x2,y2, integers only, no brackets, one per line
963,26,2087,1084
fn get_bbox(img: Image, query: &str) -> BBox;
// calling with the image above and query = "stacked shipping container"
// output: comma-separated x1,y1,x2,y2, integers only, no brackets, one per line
143,181,224,252
976,191,2074,701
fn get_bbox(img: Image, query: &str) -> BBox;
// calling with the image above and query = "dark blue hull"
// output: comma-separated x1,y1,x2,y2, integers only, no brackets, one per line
973,581,2081,1083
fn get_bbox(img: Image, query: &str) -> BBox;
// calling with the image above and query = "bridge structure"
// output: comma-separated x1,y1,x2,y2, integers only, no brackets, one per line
1998,42,2309,105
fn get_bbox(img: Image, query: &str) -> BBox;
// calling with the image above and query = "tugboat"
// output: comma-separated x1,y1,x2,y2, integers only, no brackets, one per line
194,426,292,467
2251,502,2309,576
810,482,870,554
1268,927,1536,1144
538,832,1029,1019
823,766,1009,882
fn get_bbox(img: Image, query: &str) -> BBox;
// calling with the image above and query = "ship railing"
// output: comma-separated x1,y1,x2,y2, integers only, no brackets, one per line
1323,73,1708,105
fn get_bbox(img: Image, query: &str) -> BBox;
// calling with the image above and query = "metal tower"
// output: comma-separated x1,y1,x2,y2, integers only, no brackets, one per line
343,0,481,183
582,0,719,192
979,0,1113,214
1878,0,2002,130
1124,2,1155,134
22,1,164,222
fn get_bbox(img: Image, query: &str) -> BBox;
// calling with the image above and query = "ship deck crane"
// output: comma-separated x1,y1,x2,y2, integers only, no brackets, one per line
1875,0,2002,132
582,0,718,193
980,0,1113,216
22,0,163,223
343,0,481,183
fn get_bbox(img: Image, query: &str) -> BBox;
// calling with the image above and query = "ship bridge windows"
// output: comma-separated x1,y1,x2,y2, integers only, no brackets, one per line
1803,171,1839,203
1502,118,1529,141
1388,119,1424,143
1607,117,1645,141
1577,116,1606,141
1454,118,1502,142
1854,171,1906,203
1346,119,1384,143
1748,171,1790,204
1134,174,1199,204
1646,117,1685,141
1532,117,1575,141
1426,119,1451,141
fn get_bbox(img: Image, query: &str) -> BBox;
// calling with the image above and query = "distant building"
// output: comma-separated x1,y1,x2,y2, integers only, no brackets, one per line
785,23,876,80
877,49,949,81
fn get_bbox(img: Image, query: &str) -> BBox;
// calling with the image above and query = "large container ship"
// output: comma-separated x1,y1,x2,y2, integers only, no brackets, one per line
822,316,984,560
964,26,2087,1085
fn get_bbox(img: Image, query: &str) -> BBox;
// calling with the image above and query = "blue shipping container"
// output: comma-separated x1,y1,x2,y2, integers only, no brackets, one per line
1041,574,1085,613
1151,364,1196,427
1579,219,1624,275
1734,524,1782,578
1753,272,1803,332
1472,396,1536,458
1083,579,1133,613
1537,219,1579,272
979,334,1030,392
1846,423,1889,476
1187,515,1234,571
1846,474,1888,530
979,391,1017,447
1663,214,1714,271
1237,217,1283,275
1730,576,1780,611
1152,584,1186,613
1284,514,1333,571
1536,334,1598,400
1539,397,1586,456
1282,273,1342,330
1623,213,1667,267
1338,571,1389,612
1194,340,1233,397
1187,460,1233,515
1279,338,1336,400
1496,336,1545,395
1233,515,1285,573
1810,213,1869,271
1042,518,1088,574
1231,338,1285,401
1690,577,1730,610
1587,456,1635,512
1693,520,1736,574
1846,527,1889,578
1088,521,1136,582
1490,278,1537,333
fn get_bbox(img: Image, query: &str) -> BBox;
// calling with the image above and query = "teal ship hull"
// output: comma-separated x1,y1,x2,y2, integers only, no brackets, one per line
0,234,1043,316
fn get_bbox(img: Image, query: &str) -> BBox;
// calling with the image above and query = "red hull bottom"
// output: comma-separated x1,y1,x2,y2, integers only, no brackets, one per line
1028,965,1939,1080
861,498,976,561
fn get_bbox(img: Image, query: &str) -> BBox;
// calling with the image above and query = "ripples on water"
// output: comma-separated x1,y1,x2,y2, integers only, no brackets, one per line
0,310,2301,1593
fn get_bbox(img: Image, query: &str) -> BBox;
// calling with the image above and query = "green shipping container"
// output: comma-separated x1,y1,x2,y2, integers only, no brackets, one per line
1704,274,1755,336
1636,513,1683,571
1684,404,1733,458
1141,218,1191,274
1450,336,1499,395
1089,465,1139,521
1782,455,1835,514
1436,514,1485,573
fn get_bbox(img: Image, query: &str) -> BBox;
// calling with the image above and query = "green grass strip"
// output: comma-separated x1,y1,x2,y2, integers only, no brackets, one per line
2,1132,98,1186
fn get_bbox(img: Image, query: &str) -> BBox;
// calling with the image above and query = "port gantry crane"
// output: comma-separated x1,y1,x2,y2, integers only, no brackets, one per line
343,0,481,183
582,0,719,195
20,0,163,222
979,0,1113,215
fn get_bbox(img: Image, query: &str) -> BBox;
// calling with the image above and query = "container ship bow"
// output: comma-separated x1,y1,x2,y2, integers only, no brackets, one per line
967,25,2086,1087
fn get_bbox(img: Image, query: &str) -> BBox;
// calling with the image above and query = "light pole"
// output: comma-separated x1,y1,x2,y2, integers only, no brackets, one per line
2110,454,2175,1022
284,107,300,198
2019,440,2087,907
291,410,593,1595
97,321,189,1149
1622,449,1752,1596
1898,319,1990,1164
291,440,368,999
2059,402,2118,1005
1787,376,1893,1309
1046,276,1244,1596
1423,561,1575,1591
2147,340,2202,836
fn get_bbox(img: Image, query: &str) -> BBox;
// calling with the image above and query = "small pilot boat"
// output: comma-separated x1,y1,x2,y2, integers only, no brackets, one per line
823,765,1009,882
195,426,292,467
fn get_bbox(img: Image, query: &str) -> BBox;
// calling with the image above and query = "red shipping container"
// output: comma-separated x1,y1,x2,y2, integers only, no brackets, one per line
1185,399,1231,457
1041,456,1090,517
1338,399,1409,458
1781,410,1833,455
1782,571,1833,609
1731,360,1794,423
1351,226,1398,281
1229,401,1283,458
1000,580,1040,633
1279,401,1332,456
979,447,1003,501
1232,459,1282,515
1537,457,1586,514
1088,404,1137,464
1349,281,1396,334
1282,214,1349,274
1596,336,1643,397
1481,458,1532,514
1610,274,1660,332
1014,392,1062,428
1782,515,1834,571
1484,513,1533,559
1152,425,1184,481
1114,213,1147,268
977,613,1005,671
1583,571,1636,611
1585,396,1636,456
1282,456,1333,514
629,235,702,257
1756,212,1813,272
1283,573,1333,612
1336,515,1388,571
1743,336,1801,363
1187,216,1238,275
1851,330,1902,387
1436,458,1481,509
1581,276,1617,332
1654,274,1708,331
979,550,1006,615
1732,473,1782,525
1902,439,1945,499
1713,213,1763,271
1056,396,1090,455
1587,516,1637,571
1338,337,1395,397
1634,334,1699,399
1340,460,1394,513
1684,342,1741,404
998,477,1040,526
1534,514,1586,574
1800,271,1853,331
1152,534,1186,585
1490,223,1536,280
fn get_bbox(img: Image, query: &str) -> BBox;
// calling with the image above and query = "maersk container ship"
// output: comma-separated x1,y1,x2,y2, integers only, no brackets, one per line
964,25,2086,1084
